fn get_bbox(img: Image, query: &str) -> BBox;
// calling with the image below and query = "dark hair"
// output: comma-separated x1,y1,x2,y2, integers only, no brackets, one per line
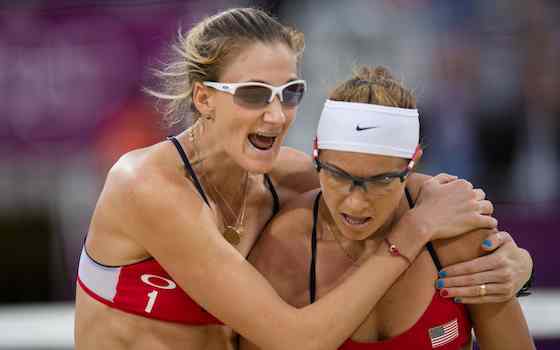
329,66,416,108
329,65,423,148
147,8,304,127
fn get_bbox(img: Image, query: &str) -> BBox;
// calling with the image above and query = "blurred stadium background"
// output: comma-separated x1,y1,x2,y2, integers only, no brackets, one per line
0,0,558,349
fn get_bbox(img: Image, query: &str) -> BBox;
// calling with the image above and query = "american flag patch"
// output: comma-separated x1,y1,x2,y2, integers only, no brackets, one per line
428,318,459,348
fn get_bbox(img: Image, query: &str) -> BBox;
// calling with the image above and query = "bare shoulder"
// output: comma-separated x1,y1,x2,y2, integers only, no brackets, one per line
405,172,491,266
248,189,319,305
92,139,204,241
268,146,319,202
433,229,493,268
250,188,318,264
407,172,492,266
404,172,432,200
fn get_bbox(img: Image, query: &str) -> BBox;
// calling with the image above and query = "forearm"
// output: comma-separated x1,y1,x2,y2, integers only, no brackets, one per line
287,213,430,350
468,299,535,350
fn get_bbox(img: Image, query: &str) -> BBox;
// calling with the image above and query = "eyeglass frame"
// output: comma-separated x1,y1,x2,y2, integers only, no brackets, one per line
202,80,307,107
314,158,412,193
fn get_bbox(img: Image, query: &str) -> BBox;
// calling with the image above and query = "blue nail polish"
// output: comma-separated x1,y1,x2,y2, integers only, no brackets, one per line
454,297,462,303
438,271,447,278
436,279,445,289
482,239,492,248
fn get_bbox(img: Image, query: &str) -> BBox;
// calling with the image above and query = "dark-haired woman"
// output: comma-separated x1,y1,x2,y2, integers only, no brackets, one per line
243,66,534,350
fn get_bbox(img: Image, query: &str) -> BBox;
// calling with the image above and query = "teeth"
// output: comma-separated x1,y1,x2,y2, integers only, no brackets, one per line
342,214,370,226
248,133,276,150
256,132,278,138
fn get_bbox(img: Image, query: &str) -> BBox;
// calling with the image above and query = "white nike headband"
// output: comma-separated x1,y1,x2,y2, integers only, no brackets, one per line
316,99,420,158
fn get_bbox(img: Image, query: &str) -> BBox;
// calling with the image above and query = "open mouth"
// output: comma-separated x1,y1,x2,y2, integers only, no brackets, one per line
248,133,277,151
341,213,372,227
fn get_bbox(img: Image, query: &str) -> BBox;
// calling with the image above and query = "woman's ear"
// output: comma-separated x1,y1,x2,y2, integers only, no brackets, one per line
192,81,215,116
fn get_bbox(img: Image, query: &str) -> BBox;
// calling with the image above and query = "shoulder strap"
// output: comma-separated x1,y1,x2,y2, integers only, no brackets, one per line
404,187,443,271
167,136,210,207
264,174,280,216
309,192,321,304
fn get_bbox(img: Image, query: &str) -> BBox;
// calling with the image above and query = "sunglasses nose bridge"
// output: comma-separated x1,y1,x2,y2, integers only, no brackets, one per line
267,86,284,104
349,179,368,193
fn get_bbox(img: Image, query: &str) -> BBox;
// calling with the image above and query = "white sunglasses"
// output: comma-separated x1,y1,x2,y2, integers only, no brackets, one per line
203,80,306,109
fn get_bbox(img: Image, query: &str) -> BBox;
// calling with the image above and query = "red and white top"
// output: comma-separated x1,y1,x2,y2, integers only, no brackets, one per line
77,136,279,326
77,248,223,325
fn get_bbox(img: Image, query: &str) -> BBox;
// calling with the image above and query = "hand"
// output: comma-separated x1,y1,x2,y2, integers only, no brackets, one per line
436,231,533,303
410,173,498,241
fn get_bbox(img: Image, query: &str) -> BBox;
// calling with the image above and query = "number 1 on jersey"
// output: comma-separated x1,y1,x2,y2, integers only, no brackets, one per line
145,290,158,313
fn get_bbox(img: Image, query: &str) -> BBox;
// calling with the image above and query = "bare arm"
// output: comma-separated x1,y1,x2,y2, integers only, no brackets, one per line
434,231,535,350
409,173,534,302
108,165,428,350
102,159,494,350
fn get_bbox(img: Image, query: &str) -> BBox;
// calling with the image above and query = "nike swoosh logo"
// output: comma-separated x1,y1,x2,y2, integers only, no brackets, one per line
356,125,379,131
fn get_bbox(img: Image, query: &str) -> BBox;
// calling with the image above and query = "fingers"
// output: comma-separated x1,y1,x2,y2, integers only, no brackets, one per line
450,295,512,304
478,200,494,215
439,253,505,278
481,231,513,251
438,282,516,303
473,214,498,229
473,188,486,201
432,173,458,184
437,270,502,288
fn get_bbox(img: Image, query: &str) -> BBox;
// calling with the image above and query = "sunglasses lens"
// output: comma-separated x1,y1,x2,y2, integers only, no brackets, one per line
282,82,305,107
234,85,271,108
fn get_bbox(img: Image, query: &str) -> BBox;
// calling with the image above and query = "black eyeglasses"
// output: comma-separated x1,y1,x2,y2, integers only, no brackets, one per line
203,80,306,109
315,159,410,193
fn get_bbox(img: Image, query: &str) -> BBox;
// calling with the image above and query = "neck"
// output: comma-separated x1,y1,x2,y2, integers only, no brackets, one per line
318,195,400,264
176,119,251,207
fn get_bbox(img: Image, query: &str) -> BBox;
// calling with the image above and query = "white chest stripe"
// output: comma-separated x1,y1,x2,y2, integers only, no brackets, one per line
78,248,121,302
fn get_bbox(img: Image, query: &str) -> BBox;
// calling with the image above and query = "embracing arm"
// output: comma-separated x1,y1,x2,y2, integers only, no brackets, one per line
435,231,535,350
110,166,429,350
409,173,534,302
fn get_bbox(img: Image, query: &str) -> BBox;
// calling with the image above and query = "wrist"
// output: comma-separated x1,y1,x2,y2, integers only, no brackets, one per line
400,209,432,244
386,211,430,261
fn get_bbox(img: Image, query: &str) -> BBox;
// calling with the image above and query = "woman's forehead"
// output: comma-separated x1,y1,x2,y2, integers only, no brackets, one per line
321,149,407,175
220,42,298,84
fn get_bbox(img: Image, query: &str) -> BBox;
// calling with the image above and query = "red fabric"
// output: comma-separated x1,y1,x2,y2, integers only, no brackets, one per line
340,293,471,350
78,258,223,325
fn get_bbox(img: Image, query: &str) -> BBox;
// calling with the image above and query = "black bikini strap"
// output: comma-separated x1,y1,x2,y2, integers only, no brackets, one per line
264,174,280,216
404,187,443,271
426,242,443,271
167,136,210,207
404,187,414,208
309,192,321,304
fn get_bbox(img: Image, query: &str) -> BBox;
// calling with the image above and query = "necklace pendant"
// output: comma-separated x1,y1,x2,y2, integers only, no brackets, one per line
223,226,241,245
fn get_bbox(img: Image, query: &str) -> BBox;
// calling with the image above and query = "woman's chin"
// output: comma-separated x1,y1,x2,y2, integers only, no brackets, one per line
240,138,281,173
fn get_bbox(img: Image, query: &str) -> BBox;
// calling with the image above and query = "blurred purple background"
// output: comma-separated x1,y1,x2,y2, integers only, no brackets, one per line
0,0,558,348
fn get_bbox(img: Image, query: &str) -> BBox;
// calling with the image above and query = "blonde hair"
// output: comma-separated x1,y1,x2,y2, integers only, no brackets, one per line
146,8,304,127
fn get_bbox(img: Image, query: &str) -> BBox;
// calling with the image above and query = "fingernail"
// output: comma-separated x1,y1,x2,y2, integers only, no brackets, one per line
436,279,445,289
440,289,449,297
454,297,462,303
482,239,492,248
438,271,447,278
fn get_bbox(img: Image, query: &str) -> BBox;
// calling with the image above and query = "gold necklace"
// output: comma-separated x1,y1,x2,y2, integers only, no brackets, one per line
188,125,249,245
320,201,360,266
206,172,249,245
